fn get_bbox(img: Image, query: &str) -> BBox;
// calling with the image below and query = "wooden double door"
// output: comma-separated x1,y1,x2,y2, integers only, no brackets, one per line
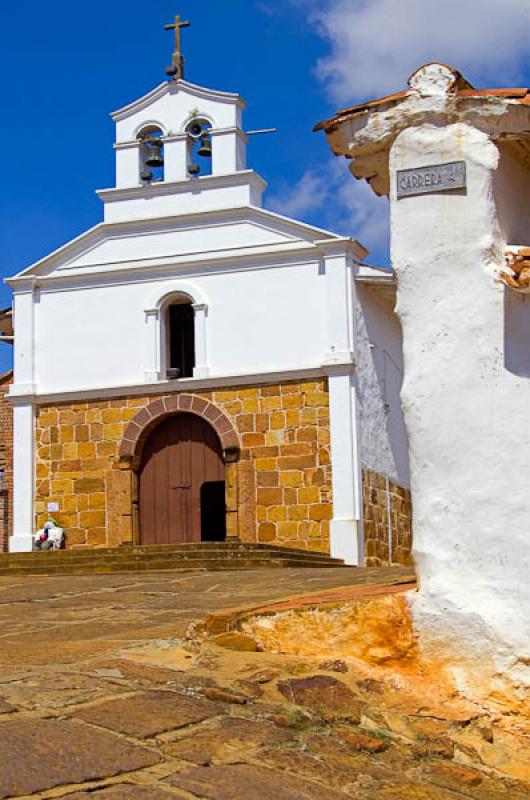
139,413,226,545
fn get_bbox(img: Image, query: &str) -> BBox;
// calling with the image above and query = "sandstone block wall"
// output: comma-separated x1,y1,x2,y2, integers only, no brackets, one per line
0,372,13,551
34,379,332,553
363,469,412,567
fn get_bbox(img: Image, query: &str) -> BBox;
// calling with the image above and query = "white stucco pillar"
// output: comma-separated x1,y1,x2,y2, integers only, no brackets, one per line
211,129,247,175
192,303,209,378
9,401,35,553
114,141,141,188
320,242,354,365
327,365,363,565
144,308,160,382
164,134,189,182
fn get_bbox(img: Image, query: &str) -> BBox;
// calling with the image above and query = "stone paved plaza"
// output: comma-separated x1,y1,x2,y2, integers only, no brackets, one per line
0,566,525,799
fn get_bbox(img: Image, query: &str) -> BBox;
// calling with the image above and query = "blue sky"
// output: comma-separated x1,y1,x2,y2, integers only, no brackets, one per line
2,0,530,373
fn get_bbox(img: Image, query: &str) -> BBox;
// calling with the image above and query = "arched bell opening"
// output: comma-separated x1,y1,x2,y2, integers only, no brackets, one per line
137,124,165,183
185,117,213,177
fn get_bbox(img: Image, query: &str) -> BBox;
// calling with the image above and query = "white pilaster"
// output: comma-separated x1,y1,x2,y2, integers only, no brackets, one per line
211,128,248,175
143,308,160,382
320,245,354,364
327,366,364,565
192,303,209,378
9,401,35,552
163,134,189,182
12,283,36,394
114,141,141,188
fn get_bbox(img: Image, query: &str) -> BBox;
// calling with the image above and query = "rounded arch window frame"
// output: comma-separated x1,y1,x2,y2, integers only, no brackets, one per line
144,285,209,383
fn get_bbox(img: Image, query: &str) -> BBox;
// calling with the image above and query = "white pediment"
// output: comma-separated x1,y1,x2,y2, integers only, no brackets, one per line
8,207,352,285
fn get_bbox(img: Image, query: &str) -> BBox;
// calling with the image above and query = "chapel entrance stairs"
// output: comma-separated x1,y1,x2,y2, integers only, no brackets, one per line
0,542,346,577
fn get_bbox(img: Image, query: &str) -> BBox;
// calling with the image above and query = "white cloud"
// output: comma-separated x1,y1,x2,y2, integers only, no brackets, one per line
300,0,530,103
267,156,390,264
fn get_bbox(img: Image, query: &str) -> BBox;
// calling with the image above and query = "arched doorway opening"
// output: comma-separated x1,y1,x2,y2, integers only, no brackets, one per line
138,413,226,545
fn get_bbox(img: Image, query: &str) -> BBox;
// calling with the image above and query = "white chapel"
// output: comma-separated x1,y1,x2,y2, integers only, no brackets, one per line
2,17,410,565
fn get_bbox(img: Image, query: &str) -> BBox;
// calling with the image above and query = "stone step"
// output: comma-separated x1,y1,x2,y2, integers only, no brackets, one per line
0,543,342,566
0,556,344,577
0,542,345,576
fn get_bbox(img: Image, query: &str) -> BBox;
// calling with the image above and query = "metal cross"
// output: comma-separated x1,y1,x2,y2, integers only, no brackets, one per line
164,14,191,80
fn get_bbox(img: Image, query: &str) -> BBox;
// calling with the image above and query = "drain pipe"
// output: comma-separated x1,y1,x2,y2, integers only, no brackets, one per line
386,476,393,564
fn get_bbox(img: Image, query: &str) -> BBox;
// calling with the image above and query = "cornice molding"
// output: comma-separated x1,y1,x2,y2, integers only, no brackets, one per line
96,169,267,202
111,79,246,123
7,363,348,406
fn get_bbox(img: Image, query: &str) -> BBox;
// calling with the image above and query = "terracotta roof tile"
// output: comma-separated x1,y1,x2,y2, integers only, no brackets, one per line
314,85,530,133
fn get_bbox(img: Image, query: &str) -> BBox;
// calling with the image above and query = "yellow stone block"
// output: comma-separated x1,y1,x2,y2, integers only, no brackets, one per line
299,487,320,504
265,430,287,446
238,388,260,399
308,503,333,521
97,441,117,457
63,495,78,513
282,394,303,410
285,410,300,428
277,521,298,539
89,423,103,442
288,505,309,521
242,398,259,413
77,494,89,512
79,510,106,528
78,442,97,460
121,407,140,420
214,390,238,402
279,471,304,488
60,443,76,460
89,492,106,510
86,527,107,546
305,392,329,408
103,423,124,441
222,401,242,415
299,521,321,539
300,408,317,425
318,428,331,445
270,411,286,430
86,408,102,423
280,383,299,394
50,444,63,460
267,506,287,522
301,381,325,393
54,512,78,529
256,506,267,522
261,396,282,412
255,458,277,471
36,463,49,479
58,426,74,443
102,408,125,423
51,479,73,495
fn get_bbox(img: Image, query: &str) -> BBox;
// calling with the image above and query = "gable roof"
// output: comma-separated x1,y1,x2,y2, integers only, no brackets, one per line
7,206,367,286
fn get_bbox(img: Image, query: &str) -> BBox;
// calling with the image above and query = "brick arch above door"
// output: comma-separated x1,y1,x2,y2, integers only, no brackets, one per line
119,393,241,468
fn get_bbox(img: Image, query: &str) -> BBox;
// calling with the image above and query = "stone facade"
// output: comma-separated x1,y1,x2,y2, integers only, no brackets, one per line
363,469,412,567
0,371,13,551
35,379,332,553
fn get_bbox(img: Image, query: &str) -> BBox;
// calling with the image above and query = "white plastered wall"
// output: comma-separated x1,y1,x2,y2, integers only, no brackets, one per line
354,283,409,488
390,122,530,689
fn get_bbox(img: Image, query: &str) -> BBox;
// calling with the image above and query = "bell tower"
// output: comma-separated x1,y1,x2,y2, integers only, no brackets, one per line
97,13,266,223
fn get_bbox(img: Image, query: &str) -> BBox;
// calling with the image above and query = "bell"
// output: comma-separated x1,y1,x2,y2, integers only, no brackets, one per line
145,140,164,167
197,133,212,158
